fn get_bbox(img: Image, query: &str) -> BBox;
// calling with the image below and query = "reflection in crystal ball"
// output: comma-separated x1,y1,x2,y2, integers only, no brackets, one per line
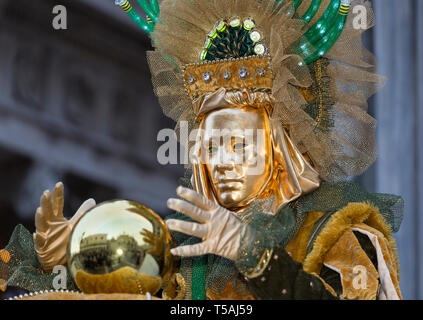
67,200,175,295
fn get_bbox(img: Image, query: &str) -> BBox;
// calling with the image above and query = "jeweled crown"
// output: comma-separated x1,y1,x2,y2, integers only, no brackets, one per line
182,55,273,101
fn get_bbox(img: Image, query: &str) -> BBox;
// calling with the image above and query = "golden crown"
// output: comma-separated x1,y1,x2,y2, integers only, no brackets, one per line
182,55,273,101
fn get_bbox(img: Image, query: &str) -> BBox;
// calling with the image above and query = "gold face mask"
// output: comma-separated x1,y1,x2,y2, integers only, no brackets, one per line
189,89,321,214
200,107,273,210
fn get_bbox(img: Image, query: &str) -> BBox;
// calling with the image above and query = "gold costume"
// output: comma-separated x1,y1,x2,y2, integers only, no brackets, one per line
0,0,404,301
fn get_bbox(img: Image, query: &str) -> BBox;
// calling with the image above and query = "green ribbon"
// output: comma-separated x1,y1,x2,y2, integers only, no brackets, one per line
192,255,208,300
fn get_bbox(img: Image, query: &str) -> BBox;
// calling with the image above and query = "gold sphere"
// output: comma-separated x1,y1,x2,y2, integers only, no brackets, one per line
67,200,175,295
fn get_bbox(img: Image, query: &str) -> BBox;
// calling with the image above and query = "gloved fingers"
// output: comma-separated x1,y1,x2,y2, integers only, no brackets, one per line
71,198,96,224
167,198,210,223
40,190,54,222
176,186,215,211
33,231,47,249
35,206,49,233
166,219,208,239
52,182,64,217
170,243,208,257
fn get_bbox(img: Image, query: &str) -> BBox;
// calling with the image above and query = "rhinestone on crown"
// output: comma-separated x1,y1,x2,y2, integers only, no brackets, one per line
239,67,249,79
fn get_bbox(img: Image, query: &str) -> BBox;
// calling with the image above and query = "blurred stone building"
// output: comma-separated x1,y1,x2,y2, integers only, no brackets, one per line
0,0,184,253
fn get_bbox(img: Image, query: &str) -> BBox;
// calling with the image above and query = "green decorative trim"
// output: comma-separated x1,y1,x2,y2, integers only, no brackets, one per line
301,0,322,22
192,255,208,300
304,12,348,64
115,0,155,34
288,0,351,64
149,0,160,16
304,0,341,45
136,0,159,22
294,0,303,10
301,58,335,132
0,225,79,293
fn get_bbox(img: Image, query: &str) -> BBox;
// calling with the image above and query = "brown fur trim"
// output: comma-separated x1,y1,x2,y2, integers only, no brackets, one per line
302,202,398,275
286,211,325,263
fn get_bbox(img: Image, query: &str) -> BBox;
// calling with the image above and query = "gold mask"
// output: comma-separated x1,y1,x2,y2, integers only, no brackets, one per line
201,107,273,210
190,89,321,214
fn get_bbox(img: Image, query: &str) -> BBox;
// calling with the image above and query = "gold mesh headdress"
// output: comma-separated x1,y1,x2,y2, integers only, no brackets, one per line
116,0,384,183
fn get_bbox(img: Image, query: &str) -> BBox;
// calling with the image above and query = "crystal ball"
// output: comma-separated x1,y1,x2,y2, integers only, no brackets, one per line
67,200,175,295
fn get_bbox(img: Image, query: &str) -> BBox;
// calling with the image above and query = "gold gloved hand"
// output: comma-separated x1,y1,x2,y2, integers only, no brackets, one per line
33,182,96,272
165,186,247,261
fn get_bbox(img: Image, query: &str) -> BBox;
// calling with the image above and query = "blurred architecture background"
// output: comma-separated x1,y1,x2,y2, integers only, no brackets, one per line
0,0,421,299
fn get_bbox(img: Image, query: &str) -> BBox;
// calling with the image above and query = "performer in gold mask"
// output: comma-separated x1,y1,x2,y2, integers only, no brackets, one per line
1,0,404,300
